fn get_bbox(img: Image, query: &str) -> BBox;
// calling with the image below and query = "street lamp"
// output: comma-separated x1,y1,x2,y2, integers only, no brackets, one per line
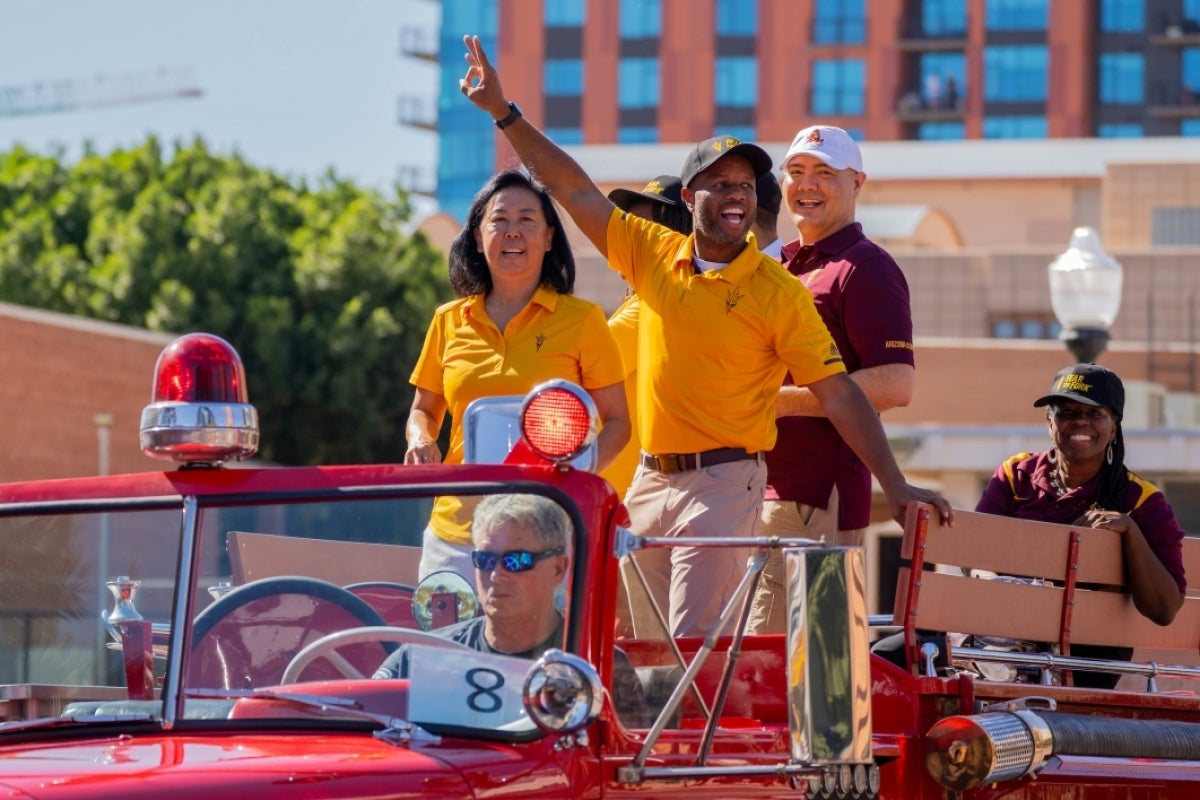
1048,226,1124,363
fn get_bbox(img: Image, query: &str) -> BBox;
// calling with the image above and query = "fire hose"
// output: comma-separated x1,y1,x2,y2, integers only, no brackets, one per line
924,704,1200,790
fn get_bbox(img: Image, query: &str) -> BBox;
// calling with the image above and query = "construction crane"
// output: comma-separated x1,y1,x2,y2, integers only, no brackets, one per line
0,66,202,119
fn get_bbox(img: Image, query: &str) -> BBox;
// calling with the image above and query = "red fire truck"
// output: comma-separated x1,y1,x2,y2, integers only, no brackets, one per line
0,331,1196,798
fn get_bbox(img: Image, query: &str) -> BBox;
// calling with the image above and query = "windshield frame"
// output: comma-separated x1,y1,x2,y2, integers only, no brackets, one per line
0,473,593,741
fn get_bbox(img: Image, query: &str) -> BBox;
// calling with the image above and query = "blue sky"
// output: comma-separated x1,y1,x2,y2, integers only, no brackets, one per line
0,0,439,213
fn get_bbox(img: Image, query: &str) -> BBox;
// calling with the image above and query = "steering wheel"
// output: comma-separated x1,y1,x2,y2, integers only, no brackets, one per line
281,625,473,684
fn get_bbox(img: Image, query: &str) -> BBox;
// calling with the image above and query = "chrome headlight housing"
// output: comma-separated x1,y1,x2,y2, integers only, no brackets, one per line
522,649,602,733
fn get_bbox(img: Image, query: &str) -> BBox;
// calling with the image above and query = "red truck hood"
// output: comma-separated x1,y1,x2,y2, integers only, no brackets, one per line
0,732,480,799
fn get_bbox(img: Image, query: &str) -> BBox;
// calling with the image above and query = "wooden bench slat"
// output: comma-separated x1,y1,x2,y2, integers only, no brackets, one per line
1183,537,1200,598
901,571,1064,644
227,531,421,588
896,502,1199,663
901,506,1125,586
1074,592,1200,650
902,571,1200,651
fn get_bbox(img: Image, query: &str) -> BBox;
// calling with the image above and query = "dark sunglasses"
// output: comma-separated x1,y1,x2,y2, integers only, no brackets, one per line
471,547,564,573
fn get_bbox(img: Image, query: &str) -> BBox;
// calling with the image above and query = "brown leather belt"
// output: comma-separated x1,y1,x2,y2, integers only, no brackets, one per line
639,447,765,474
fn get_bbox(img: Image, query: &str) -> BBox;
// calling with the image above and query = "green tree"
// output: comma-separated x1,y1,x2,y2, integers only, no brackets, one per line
0,137,451,465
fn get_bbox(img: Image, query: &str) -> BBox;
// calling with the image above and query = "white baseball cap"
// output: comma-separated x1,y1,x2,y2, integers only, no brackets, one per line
780,125,863,172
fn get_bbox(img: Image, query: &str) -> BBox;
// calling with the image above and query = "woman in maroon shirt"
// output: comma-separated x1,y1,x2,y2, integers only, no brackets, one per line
976,363,1186,686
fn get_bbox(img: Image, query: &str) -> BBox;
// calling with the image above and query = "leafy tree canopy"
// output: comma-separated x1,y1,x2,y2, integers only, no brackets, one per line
0,136,451,465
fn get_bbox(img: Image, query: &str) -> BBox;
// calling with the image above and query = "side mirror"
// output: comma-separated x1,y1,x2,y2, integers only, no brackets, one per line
412,570,479,631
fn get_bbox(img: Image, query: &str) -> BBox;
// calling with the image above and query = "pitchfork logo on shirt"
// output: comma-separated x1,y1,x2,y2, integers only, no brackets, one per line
725,287,743,313
536,333,547,351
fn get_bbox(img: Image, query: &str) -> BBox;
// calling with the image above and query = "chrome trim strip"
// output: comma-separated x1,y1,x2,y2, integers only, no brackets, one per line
162,495,198,729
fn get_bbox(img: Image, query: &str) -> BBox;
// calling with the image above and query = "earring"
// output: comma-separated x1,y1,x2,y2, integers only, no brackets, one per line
1106,442,1114,465
1046,448,1057,465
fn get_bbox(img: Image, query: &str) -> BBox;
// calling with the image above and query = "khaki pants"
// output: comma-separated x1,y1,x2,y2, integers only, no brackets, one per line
745,486,865,635
620,459,766,638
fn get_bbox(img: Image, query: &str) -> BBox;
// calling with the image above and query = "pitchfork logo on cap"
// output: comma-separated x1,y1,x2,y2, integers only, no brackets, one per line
643,179,664,195
806,129,825,146
711,136,741,154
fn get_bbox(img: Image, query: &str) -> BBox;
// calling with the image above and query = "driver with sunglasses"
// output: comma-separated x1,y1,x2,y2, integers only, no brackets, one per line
374,493,569,678
372,495,649,724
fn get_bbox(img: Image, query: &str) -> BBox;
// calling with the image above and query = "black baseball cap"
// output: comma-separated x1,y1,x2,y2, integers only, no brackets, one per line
607,175,684,212
679,134,772,188
756,171,781,215
1033,363,1125,416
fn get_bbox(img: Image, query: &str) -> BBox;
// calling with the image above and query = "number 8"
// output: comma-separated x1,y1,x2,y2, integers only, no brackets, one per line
465,667,505,713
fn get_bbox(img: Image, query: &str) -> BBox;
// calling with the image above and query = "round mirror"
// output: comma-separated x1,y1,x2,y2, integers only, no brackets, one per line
411,570,479,631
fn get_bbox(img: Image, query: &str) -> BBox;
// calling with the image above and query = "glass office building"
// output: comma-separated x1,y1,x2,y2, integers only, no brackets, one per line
416,0,1200,220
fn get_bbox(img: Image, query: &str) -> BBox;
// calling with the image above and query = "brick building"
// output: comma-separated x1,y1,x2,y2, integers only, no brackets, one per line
0,303,172,482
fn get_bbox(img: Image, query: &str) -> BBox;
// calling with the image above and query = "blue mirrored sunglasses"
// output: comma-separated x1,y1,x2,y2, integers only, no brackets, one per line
471,547,564,573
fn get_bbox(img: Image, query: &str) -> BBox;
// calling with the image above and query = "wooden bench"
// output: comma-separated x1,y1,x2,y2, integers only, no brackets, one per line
227,531,421,588
893,502,1200,684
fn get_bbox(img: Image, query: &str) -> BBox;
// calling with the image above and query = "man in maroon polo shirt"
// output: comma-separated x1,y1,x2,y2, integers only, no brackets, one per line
747,126,916,634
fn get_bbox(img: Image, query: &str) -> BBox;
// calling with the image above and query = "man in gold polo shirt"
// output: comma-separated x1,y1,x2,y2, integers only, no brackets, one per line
458,35,953,637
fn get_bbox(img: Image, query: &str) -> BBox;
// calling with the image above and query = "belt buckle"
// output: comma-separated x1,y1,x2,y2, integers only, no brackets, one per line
652,453,688,473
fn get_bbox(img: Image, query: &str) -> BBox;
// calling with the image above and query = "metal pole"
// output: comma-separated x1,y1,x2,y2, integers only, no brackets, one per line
94,413,114,685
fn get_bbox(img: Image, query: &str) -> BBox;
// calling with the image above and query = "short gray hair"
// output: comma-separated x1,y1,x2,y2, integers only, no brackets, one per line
472,494,571,552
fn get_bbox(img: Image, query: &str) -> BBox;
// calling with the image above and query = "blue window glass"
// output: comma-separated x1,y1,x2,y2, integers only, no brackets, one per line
992,320,1017,339
1100,0,1142,32
442,0,498,36
439,130,494,179
618,126,658,144
984,46,1047,102
715,57,757,107
923,0,966,36
1187,0,1200,27
917,121,965,140
1018,320,1043,339
1098,123,1143,137
1098,53,1143,104
919,52,965,110
618,58,659,108
717,125,756,141
982,116,1047,138
811,59,865,115
986,0,1047,31
545,0,585,25
544,59,584,96
546,127,584,145
716,0,757,35
620,0,661,37
813,0,865,44
1183,49,1200,99
1182,119,1200,136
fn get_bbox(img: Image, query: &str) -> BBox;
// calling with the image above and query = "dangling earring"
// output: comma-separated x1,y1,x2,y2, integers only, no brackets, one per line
1046,448,1057,465
1106,442,1114,465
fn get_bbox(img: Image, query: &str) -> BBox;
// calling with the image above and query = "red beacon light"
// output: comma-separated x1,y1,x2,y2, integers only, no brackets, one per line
139,332,260,467
519,379,598,464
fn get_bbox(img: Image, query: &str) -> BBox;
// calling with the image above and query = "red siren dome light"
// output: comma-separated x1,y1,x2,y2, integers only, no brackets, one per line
519,380,598,464
152,333,249,404
140,332,260,468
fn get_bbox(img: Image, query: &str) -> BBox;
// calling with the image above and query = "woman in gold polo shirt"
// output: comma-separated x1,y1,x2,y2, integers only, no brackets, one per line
405,170,630,580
